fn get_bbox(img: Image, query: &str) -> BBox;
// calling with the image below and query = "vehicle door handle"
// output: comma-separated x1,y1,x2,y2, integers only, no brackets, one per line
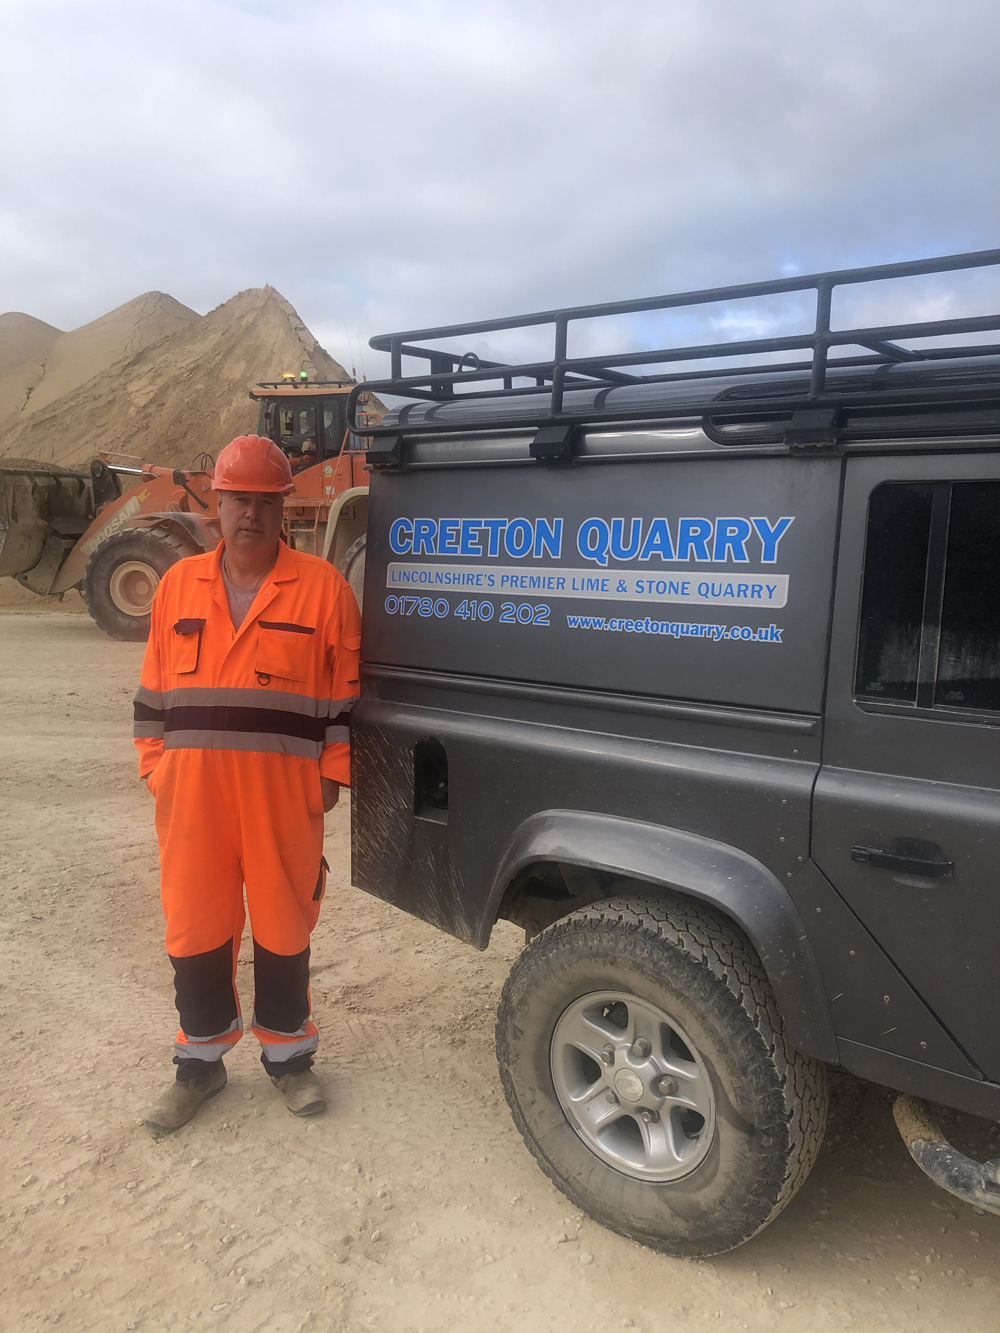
851,841,953,878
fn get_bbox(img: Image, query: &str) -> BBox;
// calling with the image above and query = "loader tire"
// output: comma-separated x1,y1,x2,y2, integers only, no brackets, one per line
83,527,194,641
340,533,366,611
496,894,828,1257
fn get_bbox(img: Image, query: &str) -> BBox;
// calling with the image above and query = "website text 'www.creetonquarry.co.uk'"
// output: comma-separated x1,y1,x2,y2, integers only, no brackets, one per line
566,614,784,642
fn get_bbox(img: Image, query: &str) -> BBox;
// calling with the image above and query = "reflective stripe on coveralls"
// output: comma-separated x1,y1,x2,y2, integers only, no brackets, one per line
135,541,360,1073
133,685,357,756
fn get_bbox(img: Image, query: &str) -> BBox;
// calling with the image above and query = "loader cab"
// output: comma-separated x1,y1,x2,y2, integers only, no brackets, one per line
251,381,363,471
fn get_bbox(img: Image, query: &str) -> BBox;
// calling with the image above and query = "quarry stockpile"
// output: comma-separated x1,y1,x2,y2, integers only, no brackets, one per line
0,288,349,470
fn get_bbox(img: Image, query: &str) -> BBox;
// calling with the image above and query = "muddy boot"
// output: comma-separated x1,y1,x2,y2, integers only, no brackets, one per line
144,1061,227,1135
270,1068,326,1117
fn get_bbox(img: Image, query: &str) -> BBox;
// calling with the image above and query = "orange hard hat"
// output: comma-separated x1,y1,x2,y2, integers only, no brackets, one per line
211,435,295,494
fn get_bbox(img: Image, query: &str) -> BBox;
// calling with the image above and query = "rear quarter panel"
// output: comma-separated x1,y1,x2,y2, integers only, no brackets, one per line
353,450,841,945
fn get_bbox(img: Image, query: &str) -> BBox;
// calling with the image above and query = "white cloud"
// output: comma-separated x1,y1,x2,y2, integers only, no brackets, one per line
2,0,998,379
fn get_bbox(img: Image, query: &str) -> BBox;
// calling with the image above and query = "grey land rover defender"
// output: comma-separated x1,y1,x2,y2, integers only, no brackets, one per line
346,249,1000,1256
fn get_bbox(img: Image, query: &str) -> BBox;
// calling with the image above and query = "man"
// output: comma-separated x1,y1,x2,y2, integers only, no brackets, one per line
134,434,361,1133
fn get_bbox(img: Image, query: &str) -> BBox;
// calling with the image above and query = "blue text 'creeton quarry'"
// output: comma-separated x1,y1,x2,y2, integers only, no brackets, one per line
387,515,794,566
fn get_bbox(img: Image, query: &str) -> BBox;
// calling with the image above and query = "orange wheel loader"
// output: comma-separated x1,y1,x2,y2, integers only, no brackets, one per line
0,377,378,640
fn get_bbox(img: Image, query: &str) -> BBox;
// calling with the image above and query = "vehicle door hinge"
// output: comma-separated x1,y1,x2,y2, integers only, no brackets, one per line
784,409,843,455
530,424,577,462
365,435,403,469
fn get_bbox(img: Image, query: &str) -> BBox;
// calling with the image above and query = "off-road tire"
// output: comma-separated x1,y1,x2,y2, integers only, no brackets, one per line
340,534,366,611
496,894,827,1257
83,527,194,641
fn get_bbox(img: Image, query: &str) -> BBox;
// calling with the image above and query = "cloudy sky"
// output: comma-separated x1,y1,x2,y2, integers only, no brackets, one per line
3,0,999,377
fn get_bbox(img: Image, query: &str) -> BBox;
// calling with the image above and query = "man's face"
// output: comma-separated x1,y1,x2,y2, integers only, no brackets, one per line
217,490,284,554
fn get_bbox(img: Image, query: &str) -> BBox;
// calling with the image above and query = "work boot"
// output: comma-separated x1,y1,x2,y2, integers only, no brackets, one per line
144,1061,227,1135
270,1068,326,1117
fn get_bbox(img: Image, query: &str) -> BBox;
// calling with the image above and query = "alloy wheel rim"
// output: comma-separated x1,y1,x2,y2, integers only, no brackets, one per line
550,990,716,1183
109,560,159,616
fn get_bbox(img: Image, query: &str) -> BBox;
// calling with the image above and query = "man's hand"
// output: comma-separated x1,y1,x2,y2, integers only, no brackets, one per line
321,777,341,812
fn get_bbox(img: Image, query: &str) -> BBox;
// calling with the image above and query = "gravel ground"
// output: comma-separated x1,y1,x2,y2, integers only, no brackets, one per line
2,609,1000,1333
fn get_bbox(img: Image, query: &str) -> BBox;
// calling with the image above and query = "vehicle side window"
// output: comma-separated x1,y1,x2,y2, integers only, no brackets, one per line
855,480,1000,717
936,482,1000,710
856,483,933,703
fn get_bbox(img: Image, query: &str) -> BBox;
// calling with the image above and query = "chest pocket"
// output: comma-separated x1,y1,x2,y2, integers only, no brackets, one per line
170,619,205,675
256,620,315,682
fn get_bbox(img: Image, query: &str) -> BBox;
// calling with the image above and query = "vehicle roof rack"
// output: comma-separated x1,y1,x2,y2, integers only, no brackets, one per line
347,249,1000,441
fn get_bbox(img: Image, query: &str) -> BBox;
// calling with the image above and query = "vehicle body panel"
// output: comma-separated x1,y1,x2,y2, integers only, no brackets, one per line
353,447,839,1059
352,428,1000,1120
362,454,840,713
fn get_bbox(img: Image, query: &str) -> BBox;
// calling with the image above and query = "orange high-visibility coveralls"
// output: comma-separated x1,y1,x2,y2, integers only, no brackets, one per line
134,541,360,1076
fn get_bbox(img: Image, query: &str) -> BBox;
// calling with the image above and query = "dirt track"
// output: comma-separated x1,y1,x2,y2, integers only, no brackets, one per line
2,609,1000,1333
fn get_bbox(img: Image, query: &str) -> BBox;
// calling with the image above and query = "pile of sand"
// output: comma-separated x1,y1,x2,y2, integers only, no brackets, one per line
0,288,350,470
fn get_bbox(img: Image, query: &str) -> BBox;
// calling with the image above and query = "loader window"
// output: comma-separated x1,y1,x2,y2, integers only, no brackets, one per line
321,398,346,456
855,479,1000,716
276,404,317,462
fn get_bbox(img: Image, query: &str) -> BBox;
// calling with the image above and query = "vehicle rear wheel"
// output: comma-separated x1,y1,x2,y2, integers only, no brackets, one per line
340,533,366,611
83,527,193,641
495,894,827,1257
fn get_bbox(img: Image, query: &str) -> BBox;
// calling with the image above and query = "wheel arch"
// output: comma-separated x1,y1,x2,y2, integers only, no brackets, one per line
486,809,838,1063
51,510,217,595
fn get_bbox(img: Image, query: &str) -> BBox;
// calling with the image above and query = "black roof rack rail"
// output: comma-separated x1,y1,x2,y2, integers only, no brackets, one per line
346,249,1000,439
